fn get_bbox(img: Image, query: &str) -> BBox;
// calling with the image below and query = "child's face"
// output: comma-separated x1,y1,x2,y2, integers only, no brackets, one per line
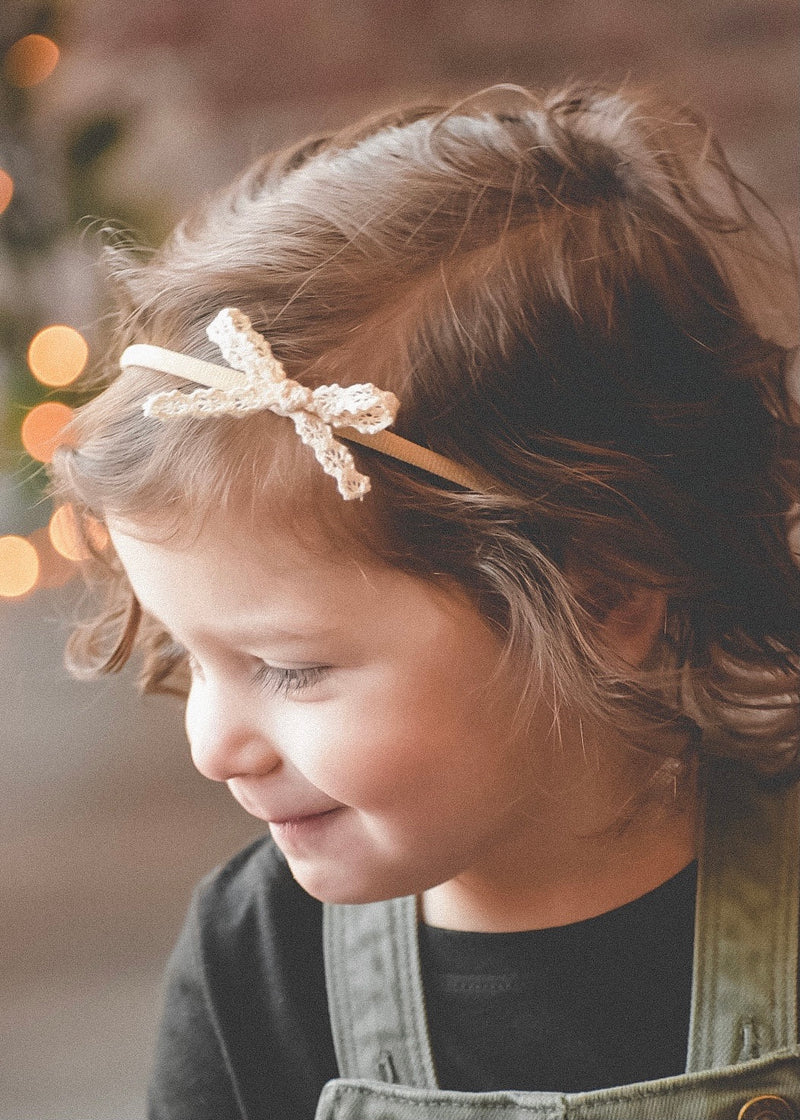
109,514,591,907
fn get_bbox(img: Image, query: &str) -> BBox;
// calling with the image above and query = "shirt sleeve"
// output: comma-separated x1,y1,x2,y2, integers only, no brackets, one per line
147,891,246,1120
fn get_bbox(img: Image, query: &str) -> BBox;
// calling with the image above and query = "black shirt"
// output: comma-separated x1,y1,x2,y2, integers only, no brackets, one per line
419,861,696,1092
148,836,708,1119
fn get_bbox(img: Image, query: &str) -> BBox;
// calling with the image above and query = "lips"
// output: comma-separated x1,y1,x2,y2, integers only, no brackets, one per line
227,780,343,825
267,806,344,851
268,807,340,826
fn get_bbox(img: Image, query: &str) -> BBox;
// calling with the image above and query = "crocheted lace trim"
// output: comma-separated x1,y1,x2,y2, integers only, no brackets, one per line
142,309,400,500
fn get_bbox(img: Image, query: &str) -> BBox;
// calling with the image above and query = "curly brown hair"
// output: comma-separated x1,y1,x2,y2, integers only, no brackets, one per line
51,82,800,777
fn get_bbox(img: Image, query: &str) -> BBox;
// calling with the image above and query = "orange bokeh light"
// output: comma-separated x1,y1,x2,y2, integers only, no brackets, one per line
0,169,13,214
0,535,39,598
20,401,74,463
49,504,109,562
28,526,76,589
48,504,84,561
27,325,89,387
88,516,110,553
4,34,60,88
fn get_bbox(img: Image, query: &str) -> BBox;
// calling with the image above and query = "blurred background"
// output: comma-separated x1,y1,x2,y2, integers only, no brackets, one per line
0,1,797,1117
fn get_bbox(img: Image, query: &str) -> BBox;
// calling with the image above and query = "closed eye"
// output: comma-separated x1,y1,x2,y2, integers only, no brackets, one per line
251,663,329,696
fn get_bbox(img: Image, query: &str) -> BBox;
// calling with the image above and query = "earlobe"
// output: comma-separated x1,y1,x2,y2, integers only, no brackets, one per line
599,585,668,668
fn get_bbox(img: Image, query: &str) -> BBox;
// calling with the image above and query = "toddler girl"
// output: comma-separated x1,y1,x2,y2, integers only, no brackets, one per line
52,83,799,1119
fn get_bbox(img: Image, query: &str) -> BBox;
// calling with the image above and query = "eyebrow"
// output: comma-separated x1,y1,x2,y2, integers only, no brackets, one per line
194,620,342,646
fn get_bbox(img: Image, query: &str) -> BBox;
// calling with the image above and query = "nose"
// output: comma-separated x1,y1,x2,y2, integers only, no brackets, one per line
185,676,280,783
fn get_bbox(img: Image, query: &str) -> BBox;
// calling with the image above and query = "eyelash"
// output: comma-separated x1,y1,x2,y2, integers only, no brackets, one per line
250,663,328,696
182,649,328,697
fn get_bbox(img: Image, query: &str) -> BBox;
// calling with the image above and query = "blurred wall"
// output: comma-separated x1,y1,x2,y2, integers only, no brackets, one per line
1,2,797,1117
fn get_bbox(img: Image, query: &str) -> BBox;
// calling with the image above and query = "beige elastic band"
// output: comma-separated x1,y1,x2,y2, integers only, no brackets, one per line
120,341,485,492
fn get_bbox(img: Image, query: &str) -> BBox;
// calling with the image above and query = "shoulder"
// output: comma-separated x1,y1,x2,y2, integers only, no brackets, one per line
152,836,337,1115
189,833,321,961
195,831,297,914
179,833,332,1062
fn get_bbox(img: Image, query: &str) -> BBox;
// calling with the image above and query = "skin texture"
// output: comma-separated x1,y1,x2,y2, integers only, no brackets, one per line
109,513,697,932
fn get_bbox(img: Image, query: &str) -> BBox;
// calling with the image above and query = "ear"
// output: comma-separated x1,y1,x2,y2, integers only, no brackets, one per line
596,584,668,669
564,558,667,669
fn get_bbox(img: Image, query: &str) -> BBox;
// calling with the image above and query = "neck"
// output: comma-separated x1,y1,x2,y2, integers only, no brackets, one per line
422,757,700,933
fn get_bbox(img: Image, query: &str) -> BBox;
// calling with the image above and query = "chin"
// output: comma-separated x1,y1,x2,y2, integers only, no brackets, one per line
290,867,400,905
285,857,430,906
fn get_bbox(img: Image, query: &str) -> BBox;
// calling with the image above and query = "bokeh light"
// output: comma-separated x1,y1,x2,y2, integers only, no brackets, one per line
48,504,83,561
0,535,39,598
3,34,60,88
27,325,89,387
28,526,76,589
49,503,108,562
88,515,110,553
0,169,13,214
20,401,74,463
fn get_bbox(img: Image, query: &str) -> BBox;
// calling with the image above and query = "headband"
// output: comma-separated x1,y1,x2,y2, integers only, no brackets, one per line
119,308,485,500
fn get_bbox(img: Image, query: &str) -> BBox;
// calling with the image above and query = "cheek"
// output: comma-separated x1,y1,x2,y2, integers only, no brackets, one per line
280,697,402,803
301,675,503,811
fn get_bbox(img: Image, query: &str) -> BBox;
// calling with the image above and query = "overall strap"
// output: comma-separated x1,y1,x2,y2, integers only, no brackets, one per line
686,761,800,1071
323,894,437,1086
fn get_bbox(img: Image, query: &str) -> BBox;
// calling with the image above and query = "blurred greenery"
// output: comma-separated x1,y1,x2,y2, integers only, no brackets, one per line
1,2,164,528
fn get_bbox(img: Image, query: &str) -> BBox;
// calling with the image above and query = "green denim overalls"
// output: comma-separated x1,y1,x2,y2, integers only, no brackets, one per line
319,763,799,1119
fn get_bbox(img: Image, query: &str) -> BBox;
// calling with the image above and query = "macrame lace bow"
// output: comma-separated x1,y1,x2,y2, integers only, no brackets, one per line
143,308,400,500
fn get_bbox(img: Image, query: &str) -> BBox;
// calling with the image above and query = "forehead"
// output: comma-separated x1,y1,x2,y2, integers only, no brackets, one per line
109,516,360,631
107,512,485,652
